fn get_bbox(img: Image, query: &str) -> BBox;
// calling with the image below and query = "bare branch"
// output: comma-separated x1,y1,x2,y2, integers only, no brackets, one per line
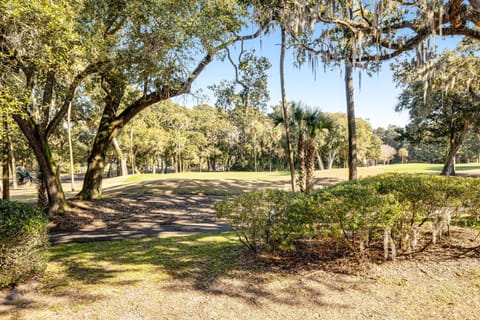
46,61,106,137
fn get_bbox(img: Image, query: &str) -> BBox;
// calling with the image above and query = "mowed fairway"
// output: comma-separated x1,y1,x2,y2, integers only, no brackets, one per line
2,163,480,319
11,163,480,202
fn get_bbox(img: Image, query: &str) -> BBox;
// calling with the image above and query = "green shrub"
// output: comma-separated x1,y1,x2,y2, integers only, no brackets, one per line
216,174,480,260
363,174,480,248
0,200,49,288
309,174,480,260
215,190,314,252
309,181,403,259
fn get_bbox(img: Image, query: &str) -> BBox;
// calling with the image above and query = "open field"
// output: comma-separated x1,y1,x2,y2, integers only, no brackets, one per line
10,163,480,203
2,163,480,319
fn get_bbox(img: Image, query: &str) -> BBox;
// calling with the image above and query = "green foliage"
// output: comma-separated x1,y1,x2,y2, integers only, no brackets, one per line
215,190,314,252
317,112,379,168
0,200,49,288
312,181,400,235
219,173,480,258
310,173,480,258
394,41,480,175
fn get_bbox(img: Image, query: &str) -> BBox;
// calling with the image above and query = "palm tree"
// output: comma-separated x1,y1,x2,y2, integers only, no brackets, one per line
290,102,333,194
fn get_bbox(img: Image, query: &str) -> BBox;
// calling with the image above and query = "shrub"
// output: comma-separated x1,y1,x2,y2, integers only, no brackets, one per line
215,190,314,252
310,181,403,259
309,174,480,260
363,174,480,248
216,174,480,260
0,200,49,288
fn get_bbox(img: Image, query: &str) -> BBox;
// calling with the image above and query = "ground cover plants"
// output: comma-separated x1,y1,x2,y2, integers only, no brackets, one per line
216,173,480,261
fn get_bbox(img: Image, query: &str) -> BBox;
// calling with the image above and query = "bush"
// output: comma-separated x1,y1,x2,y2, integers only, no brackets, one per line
308,174,480,260
363,174,480,248
216,174,480,260
0,200,49,288
309,181,402,258
215,190,314,252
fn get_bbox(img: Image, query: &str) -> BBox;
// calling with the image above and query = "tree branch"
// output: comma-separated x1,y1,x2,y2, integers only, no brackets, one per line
115,22,270,128
46,61,106,137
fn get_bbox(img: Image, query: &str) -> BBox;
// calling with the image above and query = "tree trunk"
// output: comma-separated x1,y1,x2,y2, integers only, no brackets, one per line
441,121,470,176
2,116,9,200
253,129,257,172
316,150,324,170
8,134,17,190
345,60,357,180
14,115,65,213
305,139,315,194
129,126,136,174
112,137,128,176
107,158,113,178
280,26,296,192
78,121,114,199
67,102,75,191
297,133,305,193
328,150,337,170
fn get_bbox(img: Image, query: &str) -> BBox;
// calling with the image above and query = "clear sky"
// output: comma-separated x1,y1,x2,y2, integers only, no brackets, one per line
175,30,461,129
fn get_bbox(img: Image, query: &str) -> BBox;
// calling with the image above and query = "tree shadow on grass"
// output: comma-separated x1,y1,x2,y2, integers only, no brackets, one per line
4,230,479,316
0,279,103,318
49,176,341,242
43,233,361,310
101,177,341,197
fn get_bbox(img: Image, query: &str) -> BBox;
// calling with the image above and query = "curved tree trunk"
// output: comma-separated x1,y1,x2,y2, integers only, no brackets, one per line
78,120,115,200
78,74,124,200
441,121,470,176
280,27,296,192
78,28,266,199
67,102,75,191
14,115,65,214
345,60,357,180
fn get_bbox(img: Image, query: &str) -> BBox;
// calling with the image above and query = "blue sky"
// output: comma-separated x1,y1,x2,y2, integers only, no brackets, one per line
175,31,461,129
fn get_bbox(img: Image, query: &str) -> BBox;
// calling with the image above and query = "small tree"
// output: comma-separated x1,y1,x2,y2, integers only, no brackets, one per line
381,145,397,165
290,103,332,194
398,147,409,164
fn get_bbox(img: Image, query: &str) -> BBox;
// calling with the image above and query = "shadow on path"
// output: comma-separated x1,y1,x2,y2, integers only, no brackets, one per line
49,195,231,244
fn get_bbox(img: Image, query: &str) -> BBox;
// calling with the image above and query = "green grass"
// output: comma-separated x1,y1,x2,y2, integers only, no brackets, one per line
379,163,443,173
452,215,480,229
42,233,243,294
122,171,291,184
380,163,480,173
10,163,480,201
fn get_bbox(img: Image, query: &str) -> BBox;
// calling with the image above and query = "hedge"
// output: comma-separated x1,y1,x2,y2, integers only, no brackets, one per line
0,200,49,288
216,174,480,260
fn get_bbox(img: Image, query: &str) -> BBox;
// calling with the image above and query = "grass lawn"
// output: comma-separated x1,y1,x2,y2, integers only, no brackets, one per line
10,162,480,202
43,233,243,293
91,163,480,197
2,232,480,319
3,164,480,319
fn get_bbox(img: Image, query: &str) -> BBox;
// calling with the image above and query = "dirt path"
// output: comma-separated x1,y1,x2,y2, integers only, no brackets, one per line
49,194,231,244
